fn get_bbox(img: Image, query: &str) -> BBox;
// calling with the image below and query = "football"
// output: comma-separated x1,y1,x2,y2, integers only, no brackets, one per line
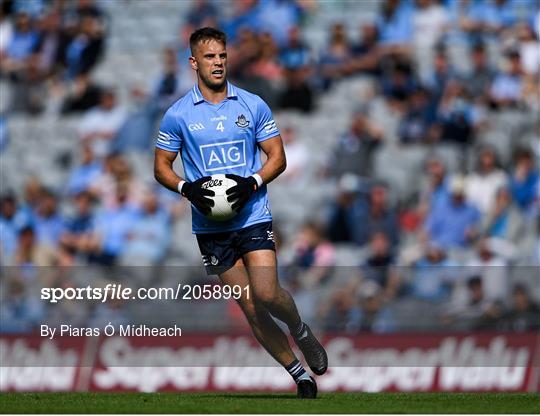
202,174,238,221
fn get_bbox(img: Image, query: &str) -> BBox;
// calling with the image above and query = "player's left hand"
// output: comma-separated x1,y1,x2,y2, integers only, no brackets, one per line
225,174,258,211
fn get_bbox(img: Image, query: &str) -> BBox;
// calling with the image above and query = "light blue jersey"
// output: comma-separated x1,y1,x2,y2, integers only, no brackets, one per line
155,82,279,234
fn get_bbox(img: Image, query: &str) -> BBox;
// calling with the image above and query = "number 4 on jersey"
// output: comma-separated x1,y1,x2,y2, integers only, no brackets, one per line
216,121,225,132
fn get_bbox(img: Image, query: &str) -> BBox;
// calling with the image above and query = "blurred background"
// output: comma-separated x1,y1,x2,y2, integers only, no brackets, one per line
0,0,539,336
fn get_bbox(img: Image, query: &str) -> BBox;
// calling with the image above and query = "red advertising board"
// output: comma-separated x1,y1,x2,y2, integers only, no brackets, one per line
1,332,539,392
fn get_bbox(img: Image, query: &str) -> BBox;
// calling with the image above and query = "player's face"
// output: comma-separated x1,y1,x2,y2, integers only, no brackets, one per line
190,39,227,91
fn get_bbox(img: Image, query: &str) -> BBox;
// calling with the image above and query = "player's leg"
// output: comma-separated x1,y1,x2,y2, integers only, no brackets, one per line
218,258,296,367
242,249,301,328
219,259,316,398
242,248,328,376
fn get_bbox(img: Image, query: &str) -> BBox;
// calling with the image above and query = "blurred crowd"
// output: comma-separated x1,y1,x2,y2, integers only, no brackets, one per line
1,0,539,334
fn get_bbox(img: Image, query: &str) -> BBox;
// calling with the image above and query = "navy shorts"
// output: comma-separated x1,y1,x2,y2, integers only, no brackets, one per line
196,221,275,275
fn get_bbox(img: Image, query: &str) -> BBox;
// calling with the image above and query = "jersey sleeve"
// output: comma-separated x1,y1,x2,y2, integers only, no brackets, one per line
255,97,280,142
155,108,182,152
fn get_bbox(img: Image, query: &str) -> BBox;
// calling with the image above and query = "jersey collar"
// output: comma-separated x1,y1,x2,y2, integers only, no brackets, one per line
191,82,238,105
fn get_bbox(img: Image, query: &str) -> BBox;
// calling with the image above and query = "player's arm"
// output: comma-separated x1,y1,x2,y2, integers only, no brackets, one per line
256,135,287,184
154,148,183,193
225,135,285,211
154,147,214,214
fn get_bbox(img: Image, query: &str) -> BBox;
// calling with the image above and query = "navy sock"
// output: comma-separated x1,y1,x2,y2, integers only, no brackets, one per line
285,358,310,383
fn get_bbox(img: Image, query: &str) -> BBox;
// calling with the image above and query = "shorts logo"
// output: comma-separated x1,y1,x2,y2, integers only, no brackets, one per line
202,255,219,266
235,114,250,128
189,123,205,131
199,140,246,172
267,231,275,242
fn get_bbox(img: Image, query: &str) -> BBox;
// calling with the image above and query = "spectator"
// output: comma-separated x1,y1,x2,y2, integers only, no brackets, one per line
360,232,401,301
248,32,283,84
278,26,314,112
34,9,67,78
501,283,540,332
185,0,218,28
319,23,352,90
466,238,508,302
74,0,106,20
417,155,449,218
424,47,456,101
381,59,417,109
510,147,538,213
435,80,479,144
121,190,170,266
278,126,307,183
412,0,448,51
236,31,281,105
515,22,540,77
0,6,14,58
376,0,413,49
151,47,184,111
481,186,526,259
64,13,105,79
398,86,436,144
445,275,501,330
490,50,524,109
0,193,32,261
33,189,65,246
59,191,96,261
319,285,360,332
8,52,46,114
86,185,141,265
352,182,399,248
326,174,362,243
327,111,383,178
113,87,158,153
463,42,496,102
349,23,380,75
10,225,57,268
409,243,459,302
476,0,518,33
412,0,448,82
60,73,102,114
424,175,481,248
2,11,39,73
289,221,335,290
78,88,126,157
465,146,508,214
0,278,44,333
0,194,18,261
67,142,103,195
351,281,396,333
255,0,306,48
221,0,260,45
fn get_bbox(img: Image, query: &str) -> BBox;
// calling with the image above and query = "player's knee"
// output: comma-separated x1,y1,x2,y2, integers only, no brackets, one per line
240,300,258,324
254,290,279,308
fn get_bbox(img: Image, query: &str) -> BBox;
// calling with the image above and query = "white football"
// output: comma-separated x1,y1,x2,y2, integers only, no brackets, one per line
202,174,238,221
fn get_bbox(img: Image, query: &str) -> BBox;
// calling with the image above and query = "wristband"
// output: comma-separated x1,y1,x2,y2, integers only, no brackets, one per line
251,174,263,188
177,180,186,194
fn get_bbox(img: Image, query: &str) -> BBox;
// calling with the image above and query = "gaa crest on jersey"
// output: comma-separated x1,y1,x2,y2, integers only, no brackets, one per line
235,114,250,128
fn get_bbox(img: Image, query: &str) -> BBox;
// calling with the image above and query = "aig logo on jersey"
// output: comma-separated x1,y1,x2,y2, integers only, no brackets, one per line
199,140,246,172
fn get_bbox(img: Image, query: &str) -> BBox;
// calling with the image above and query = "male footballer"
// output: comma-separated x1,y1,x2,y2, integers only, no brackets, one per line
153,27,327,399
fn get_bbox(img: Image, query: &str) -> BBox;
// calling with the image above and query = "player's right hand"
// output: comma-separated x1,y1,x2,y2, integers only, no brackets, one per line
180,177,215,215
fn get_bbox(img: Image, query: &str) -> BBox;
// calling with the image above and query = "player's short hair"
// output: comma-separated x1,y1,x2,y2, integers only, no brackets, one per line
189,27,227,54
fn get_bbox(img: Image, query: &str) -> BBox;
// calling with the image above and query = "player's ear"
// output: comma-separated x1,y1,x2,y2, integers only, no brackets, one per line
189,56,198,71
